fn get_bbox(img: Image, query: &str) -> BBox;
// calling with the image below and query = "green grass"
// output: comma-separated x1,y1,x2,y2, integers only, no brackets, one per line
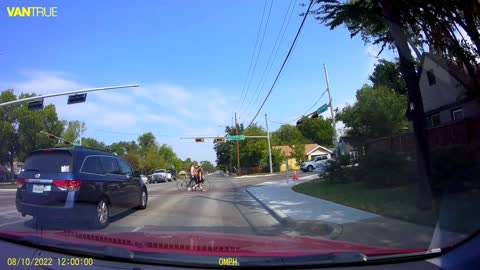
293,180,438,227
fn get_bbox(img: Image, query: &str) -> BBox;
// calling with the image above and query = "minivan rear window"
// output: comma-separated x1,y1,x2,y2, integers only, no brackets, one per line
24,151,73,173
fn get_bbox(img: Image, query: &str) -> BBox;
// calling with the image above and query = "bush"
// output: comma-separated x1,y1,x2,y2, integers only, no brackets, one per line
323,156,358,184
431,144,480,195
357,151,414,188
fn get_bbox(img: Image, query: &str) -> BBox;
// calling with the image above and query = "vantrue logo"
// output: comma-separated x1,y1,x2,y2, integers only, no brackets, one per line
6,6,58,17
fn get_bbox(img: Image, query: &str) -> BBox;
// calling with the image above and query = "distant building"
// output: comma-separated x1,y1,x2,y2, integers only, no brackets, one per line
337,136,364,160
414,53,480,129
273,144,333,172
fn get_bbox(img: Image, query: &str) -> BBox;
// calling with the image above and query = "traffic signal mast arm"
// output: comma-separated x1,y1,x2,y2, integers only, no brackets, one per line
40,131,73,145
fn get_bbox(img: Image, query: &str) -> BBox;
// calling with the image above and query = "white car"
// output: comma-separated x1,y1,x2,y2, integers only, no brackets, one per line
300,155,330,172
140,174,148,185
150,169,172,183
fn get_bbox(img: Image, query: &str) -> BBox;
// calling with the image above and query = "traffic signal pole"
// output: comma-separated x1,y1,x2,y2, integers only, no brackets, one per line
235,112,240,174
323,64,338,152
265,113,273,174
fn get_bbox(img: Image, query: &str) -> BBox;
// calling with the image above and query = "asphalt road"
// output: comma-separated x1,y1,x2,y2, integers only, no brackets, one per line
0,173,309,236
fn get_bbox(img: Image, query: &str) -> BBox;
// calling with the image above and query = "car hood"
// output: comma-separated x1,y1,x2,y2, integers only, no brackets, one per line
0,231,422,257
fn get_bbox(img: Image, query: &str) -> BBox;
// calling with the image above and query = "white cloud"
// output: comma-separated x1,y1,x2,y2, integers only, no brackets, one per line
7,70,87,94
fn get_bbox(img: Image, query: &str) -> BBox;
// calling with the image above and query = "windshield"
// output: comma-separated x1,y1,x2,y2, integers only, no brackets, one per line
1,0,480,268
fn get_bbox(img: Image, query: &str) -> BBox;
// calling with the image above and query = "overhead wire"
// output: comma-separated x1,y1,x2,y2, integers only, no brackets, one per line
245,0,314,129
238,0,274,114
236,0,269,113
268,88,328,125
241,0,296,118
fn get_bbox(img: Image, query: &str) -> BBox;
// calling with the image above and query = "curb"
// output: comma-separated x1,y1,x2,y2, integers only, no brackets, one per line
245,188,343,239
0,189,17,192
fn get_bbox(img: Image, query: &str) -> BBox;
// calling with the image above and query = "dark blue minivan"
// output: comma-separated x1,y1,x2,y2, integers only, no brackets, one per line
16,147,148,228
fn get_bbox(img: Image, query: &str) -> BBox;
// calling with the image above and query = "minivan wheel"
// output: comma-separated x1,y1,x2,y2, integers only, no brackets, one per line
93,199,110,229
307,166,314,172
137,189,148,210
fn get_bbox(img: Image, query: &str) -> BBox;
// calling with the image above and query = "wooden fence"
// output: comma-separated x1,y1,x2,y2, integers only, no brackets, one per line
366,117,480,155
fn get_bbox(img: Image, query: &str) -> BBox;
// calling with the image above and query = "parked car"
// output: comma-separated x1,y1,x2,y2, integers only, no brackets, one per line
15,147,148,228
300,154,330,172
150,169,171,183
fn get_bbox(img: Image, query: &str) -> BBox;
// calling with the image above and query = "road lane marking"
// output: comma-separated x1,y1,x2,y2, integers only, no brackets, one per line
0,218,28,227
131,225,144,232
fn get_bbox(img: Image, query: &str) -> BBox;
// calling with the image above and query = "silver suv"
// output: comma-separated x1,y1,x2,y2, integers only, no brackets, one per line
300,155,329,172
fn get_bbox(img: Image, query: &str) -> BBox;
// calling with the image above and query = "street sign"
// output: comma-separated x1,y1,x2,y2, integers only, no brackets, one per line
227,135,245,141
317,103,329,114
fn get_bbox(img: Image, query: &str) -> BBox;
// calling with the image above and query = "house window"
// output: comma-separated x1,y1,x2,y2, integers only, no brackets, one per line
431,114,441,127
350,151,359,160
424,117,432,128
427,70,436,86
451,108,464,121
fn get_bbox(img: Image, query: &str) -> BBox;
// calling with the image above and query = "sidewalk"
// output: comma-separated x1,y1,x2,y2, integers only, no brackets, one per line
246,178,467,249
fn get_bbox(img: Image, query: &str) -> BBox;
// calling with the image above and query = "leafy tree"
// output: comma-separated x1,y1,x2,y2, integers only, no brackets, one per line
63,120,86,144
200,160,215,173
109,141,138,156
82,137,108,150
297,116,334,147
291,142,307,167
158,144,177,167
214,141,233,171
0,90,64,179
338,84,407,141
240,124,267,168
269,147,286,172
369,59,407,95
138,132,156,151
272,124,304,146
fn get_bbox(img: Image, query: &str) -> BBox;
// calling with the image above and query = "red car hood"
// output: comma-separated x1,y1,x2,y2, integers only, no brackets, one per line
1,230,423,257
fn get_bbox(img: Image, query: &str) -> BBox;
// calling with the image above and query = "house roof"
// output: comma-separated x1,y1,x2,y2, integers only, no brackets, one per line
272,144,332,157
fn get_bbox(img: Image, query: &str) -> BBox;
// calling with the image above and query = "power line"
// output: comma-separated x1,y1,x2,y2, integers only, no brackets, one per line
245,0,314,129
236,0,269,113
268,88,328,125
241,0,296,117
238,0,274,114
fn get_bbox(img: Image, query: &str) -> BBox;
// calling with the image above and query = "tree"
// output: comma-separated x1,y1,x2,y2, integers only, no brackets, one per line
272,124,305,146
138,132,156,151
158,144,177,167
269,147,286,172
240,124,268,168
63,120,86,144
109,141,138,156
82,137,108,150
214,141,233,171
200,161,215,173
291,142,307,167
369,59,407,95
297,117,334,147
0,90,20,178
338,84,407,141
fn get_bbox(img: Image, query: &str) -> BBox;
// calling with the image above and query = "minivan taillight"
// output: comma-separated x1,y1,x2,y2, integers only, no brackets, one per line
53,180,81,191
16,178,25,188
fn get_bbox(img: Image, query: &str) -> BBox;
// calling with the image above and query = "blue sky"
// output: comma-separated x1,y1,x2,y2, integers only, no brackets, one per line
0,0,395,163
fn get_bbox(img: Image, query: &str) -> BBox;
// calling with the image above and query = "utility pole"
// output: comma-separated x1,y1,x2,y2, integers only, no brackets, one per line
324,64,338,153
235,112,241,175
265,113,273,173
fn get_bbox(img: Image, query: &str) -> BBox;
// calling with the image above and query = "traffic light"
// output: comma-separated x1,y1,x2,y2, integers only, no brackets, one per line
63,140,72,145
195,138,205,142
214,137,226,143
47,134,56,140
28,99,44,111
296,119,303,126
311,112,319,119
67,93,87,105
